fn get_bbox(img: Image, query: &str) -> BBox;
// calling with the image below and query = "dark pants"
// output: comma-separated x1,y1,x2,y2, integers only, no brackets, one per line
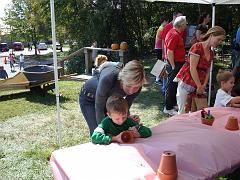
79,89,97,136
20,62,24,70
164,61,184,110
155,49,162,60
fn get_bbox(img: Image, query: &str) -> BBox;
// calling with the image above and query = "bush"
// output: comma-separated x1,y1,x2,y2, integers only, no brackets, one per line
65,53,86,74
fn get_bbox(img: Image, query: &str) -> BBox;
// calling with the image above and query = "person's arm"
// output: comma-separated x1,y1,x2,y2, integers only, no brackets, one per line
125,87,141,120
128,125,152,138
92,130,123,144
91,128,113,144
230,96,240,108
162,40,165,59
203,68,210,87
138,125,152,138
95,70,119,123
167,50,175,69
91,118,123,144
127,118,152,138
95,87,110,124
129,115,140,122
196,30,204,41
189,54,205,94
111,133,123,143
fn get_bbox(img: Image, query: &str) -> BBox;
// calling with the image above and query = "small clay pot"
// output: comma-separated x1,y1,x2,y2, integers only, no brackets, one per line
121,130,134,143
201,117,214,126
225,116,239,131
157,151,178,180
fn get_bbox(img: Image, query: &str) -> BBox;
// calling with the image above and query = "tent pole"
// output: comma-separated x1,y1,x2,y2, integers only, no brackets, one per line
50,0,62,148
208,2,216,106
211,3,216,27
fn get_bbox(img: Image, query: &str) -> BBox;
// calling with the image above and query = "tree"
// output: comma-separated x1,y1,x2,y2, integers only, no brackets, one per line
3,0,52,55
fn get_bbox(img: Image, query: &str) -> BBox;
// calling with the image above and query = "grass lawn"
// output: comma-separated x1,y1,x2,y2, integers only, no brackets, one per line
0,55,238,179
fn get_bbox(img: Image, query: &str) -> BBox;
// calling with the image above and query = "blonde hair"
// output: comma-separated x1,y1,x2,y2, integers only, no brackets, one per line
95,55,108,67
106,96,128,115
118,60,145,86
202,26,226,41
216,69,234,85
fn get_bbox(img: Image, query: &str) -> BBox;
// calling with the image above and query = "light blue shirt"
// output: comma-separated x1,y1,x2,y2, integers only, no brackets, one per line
235,26,240,43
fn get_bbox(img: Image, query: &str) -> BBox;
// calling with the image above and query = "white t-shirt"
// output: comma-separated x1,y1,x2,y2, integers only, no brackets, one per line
19,55,24,62
214,89,233,107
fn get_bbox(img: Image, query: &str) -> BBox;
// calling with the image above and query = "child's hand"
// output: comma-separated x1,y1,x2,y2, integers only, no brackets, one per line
128,127,140,138
129,115,140,122
112,133,123,143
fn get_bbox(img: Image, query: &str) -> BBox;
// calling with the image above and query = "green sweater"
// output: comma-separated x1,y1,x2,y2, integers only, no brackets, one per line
91,116,152,144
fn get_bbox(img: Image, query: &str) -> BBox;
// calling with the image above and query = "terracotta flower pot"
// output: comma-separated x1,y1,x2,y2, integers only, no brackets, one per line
121,130,134,143
201,117,214,126
225,116,239,131
157,151,178,180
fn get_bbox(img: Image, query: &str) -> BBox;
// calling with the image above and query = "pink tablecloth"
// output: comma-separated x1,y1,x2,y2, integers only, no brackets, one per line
50,107,240,180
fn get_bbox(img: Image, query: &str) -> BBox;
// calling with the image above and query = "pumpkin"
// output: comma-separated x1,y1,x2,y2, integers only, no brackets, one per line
111,43,119,50
120,41,128,50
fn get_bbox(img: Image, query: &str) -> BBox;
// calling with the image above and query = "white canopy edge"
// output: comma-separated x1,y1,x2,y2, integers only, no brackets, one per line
145,0,240,4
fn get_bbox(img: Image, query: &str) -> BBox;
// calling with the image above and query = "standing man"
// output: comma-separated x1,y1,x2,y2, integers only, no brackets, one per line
163,16,188,116
154,16,168,84
19,54,25,71
161,11,185,94
161,11,185,60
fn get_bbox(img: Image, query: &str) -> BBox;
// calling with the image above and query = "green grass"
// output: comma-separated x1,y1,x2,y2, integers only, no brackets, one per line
0,78,168,179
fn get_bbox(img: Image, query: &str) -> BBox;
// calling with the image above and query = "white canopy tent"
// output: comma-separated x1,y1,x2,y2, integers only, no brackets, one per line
146,0,240,4
146,0,240,105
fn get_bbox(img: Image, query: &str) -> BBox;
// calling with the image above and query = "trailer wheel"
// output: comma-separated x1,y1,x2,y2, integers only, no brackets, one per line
30,86,45,96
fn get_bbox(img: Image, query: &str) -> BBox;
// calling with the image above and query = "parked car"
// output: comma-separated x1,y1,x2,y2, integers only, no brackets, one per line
56,42,62,51
37,43,48,50
72,41,78,46
0,43,9,52
13,42,24,51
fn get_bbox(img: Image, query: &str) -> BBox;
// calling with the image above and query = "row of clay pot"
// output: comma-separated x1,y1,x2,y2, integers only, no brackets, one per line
157,117,240,180
201,116,239,131
157,116,239,180
122,116,239,180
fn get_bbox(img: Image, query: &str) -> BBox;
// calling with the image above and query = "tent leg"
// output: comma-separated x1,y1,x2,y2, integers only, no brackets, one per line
50,0,62,148
208,3,216,106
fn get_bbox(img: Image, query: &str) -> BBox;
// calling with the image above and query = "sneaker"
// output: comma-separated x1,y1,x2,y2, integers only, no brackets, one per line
173,105,179,111
155,80,162,86
163,108,178,116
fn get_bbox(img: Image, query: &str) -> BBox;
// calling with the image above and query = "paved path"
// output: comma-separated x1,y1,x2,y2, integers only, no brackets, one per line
0,57,20,78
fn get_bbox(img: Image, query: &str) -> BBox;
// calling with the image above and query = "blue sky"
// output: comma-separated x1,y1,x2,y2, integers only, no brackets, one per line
0,0,11,26
0,0,12,18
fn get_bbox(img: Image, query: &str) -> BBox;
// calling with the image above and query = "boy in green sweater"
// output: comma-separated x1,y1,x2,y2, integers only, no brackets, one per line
91,96,152,144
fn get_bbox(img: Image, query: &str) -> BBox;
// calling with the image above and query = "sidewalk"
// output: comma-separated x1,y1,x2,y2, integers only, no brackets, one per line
0,57,20,78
